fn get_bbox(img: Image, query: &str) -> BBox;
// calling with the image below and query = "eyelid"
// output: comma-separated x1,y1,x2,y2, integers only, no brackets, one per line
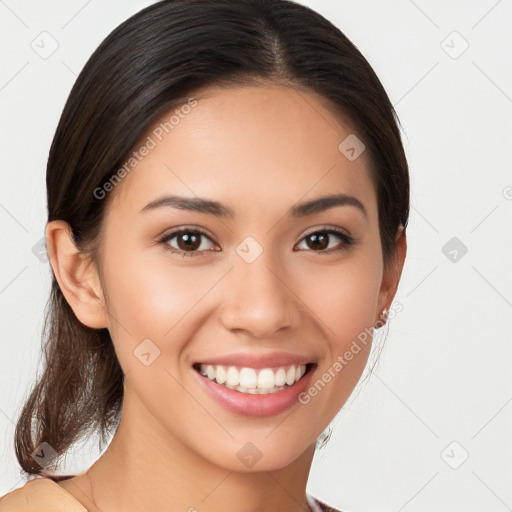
159,225,217,242
299,224,352,240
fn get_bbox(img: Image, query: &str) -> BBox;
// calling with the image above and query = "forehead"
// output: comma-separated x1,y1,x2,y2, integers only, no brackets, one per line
107,84,377,219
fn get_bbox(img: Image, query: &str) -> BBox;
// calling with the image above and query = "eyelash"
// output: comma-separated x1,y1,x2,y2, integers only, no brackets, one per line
157,226,355,257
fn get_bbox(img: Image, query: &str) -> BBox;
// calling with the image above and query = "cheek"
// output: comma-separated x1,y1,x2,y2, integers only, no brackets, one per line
100,249,224,368
99,252,225,424
296,254,381,346
293,253,382,416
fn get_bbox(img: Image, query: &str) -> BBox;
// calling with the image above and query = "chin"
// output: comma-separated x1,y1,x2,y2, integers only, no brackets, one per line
199,432,317,474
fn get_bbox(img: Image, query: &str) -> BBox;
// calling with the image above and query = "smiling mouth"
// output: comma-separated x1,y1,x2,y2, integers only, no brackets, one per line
192,362,315,394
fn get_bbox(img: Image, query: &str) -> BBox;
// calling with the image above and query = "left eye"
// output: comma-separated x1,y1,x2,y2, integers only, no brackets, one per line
162,230,216,254
295,229,351,252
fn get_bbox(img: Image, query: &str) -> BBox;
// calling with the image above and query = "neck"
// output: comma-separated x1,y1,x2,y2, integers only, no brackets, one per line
84,383,316,512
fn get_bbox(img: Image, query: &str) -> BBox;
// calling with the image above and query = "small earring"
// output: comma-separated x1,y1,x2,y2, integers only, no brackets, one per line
374,308,388,329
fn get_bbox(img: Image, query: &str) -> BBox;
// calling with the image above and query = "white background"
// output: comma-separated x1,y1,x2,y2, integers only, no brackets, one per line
0,1,511,510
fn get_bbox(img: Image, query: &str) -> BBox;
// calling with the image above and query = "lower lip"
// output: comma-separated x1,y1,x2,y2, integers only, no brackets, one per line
193,365,315,417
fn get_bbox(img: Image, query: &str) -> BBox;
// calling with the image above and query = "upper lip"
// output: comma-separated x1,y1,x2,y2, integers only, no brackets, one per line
195,351,314,369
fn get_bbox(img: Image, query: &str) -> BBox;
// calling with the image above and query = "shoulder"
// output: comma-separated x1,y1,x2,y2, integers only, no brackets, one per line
0,478,87,512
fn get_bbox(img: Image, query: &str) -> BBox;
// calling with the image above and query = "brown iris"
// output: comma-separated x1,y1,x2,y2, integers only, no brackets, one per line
305,232,329,250
176,232,201,251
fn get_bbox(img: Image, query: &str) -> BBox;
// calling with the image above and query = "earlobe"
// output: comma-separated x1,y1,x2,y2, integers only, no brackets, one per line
375,225,407,327
45,220,108,329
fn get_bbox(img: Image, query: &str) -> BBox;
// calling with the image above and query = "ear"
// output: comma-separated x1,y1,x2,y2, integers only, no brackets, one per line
375,225,407,326
45,220,108,329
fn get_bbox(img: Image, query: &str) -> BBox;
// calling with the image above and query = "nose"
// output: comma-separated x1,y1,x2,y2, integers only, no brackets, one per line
219,249,302,339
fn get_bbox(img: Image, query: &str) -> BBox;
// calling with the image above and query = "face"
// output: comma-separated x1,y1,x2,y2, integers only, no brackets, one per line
92,84,394,472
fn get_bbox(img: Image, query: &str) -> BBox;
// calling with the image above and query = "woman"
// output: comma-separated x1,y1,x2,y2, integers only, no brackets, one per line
0,0,408,510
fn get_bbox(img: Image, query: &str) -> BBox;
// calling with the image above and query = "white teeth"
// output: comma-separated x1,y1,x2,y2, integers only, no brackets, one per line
216,365,227,384
206,365,216,380
239,368,257,389
226,366,239,386
257,368,275,389
285,367,295,386
198,363,308,394
274,368,286,387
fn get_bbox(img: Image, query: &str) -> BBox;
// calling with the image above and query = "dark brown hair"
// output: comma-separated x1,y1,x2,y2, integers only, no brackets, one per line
14,0,409,476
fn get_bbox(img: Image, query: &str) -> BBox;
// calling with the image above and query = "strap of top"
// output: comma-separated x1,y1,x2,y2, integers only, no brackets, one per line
307,493,342,512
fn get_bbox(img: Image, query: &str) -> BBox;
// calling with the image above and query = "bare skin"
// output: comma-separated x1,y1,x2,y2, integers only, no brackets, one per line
47,83,406,512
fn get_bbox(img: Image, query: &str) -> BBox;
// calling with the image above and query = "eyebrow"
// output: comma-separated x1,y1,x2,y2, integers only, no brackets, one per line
140,193,367,219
